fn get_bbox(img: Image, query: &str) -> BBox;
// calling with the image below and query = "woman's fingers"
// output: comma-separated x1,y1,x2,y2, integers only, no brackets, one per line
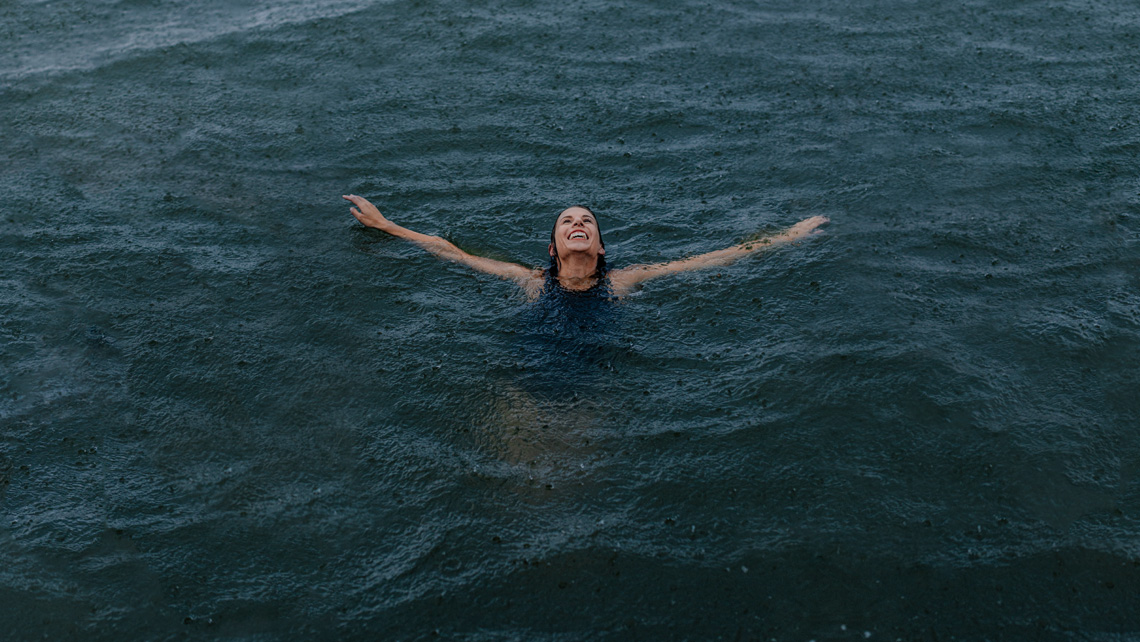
343,195,383,218
805,217,829,237
343,194,376,211
343,194,390,231
799,216,829,232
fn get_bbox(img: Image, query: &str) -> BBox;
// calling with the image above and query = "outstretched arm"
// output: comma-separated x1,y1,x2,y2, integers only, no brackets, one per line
343,195,540,286
610,216,829,293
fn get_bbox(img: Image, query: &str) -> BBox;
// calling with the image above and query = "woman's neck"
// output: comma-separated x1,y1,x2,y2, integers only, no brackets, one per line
555,252,600,289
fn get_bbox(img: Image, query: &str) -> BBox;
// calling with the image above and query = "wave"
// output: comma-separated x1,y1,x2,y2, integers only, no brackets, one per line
0,0,385,82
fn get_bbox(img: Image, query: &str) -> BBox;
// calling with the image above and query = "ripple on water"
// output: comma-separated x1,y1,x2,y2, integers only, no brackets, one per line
3,0,1140,638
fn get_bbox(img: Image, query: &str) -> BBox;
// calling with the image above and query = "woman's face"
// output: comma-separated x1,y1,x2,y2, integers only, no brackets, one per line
549,207,604,258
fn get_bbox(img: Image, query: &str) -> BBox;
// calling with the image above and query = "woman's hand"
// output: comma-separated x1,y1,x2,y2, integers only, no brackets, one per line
785,215,830,240
342,194,392,231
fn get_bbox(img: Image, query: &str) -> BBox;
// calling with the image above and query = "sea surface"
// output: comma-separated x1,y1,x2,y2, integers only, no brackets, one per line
2,0,1139,639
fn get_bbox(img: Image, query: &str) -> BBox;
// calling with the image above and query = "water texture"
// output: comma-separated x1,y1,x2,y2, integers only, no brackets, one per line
2,0,1139,639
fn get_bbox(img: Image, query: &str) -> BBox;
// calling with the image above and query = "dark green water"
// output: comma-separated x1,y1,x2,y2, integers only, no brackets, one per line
3,0,1139,639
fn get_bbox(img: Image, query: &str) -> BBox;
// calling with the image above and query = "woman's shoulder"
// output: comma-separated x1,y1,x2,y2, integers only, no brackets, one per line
520,269,547,301
605,266,641,297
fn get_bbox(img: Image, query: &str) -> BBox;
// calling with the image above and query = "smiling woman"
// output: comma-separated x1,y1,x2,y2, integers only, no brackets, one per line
341,194,829,297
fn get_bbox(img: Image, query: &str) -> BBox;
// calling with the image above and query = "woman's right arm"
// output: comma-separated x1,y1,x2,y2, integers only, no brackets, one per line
343,195,540,287
608,216,829,294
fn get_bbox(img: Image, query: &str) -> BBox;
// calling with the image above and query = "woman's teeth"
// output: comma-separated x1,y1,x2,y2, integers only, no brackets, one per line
570,232,587,239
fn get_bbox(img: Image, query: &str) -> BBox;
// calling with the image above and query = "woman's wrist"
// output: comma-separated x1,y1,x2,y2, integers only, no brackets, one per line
371,219,398,234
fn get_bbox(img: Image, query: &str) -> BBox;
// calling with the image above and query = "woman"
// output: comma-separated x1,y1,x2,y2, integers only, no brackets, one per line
342,194,828,298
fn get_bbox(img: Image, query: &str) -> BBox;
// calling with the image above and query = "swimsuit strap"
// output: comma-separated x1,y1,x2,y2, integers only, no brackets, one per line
544,268,612,297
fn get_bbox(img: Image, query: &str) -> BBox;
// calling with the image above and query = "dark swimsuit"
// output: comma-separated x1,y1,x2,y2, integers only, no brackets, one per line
514,269,622,397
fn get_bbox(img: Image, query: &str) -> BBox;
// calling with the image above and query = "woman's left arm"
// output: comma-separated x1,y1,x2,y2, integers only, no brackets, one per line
609,216,829,293
343,194,541,287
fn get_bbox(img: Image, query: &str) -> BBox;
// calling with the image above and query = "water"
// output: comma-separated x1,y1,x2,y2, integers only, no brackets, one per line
2,0,1139,638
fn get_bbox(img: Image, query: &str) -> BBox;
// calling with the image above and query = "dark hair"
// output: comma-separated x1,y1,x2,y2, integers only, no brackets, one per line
548,205,606,278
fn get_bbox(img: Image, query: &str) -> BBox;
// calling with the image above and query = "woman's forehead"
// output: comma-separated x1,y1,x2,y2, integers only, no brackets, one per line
558,206,594,219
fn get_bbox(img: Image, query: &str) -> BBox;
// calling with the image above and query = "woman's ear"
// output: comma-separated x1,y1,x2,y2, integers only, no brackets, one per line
599,245,605,255
548,242,556,257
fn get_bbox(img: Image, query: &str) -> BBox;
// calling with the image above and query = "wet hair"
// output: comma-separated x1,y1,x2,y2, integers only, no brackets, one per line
548,205,606,278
